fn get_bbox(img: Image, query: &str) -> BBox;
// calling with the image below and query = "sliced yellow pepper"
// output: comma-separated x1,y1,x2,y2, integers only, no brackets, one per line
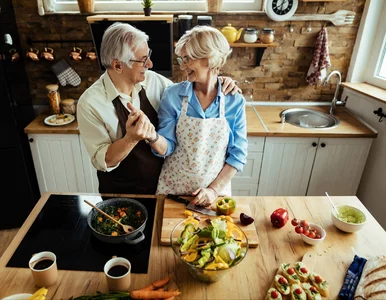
183,249,198,262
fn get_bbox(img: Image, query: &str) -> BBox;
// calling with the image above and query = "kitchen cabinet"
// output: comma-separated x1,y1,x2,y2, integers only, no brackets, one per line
28,133,98,194
232,137,264,196
258,137,373,196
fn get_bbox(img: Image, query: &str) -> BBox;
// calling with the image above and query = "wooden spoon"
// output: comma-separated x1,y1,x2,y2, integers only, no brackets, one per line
84,199,135,234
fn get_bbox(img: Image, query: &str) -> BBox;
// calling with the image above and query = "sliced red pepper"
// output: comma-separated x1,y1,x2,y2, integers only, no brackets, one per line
270,208,289,228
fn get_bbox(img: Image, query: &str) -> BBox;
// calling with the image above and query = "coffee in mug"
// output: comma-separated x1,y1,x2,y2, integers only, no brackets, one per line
29,251,58,287
104,257,131,292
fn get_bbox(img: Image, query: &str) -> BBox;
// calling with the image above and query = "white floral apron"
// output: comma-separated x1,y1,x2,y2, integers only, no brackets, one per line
157,95,231,196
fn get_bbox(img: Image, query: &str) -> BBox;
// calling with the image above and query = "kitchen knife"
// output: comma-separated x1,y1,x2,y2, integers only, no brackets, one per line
167,194,217,216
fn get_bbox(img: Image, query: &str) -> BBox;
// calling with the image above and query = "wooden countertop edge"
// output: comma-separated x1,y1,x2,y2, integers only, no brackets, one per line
342,82,386,104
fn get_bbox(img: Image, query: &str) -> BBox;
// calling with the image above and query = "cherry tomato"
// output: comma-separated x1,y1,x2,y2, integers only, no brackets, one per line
291,218,299,226
287,267,295,275
303,228,310,236
315,275,323,283
315,233,321,239
300,267,308,273
278,276,288,284
300,220,308,227
295,288,303,295
310,286,318,293
271,290,279,299
295,225,304,234
308,231,316,239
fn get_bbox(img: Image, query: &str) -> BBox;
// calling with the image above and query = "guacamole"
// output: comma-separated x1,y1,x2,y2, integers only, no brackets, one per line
337,205,366,224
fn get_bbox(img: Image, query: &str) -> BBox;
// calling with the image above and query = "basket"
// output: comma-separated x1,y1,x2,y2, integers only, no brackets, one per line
77,0,95,13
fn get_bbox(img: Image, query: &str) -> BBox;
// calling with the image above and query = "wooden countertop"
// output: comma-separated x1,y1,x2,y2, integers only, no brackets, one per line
24,106,377,138
1,193,386,299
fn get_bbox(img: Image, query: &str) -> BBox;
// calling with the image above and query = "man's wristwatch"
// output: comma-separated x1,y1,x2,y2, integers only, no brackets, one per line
145,132,159,144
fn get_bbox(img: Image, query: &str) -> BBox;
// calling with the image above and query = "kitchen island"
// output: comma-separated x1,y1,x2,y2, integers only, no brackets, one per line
1,193,385,299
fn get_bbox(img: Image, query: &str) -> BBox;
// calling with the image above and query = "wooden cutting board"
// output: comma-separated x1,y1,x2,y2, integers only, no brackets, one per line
160,197,259,247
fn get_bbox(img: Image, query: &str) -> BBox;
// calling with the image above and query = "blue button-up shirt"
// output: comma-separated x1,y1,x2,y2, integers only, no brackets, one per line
153,79,248,172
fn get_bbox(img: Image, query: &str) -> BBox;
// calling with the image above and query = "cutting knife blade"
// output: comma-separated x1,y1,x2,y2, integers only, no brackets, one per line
167,194,217,216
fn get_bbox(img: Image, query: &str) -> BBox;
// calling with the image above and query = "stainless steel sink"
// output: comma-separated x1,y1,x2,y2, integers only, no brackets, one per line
279,108,340,129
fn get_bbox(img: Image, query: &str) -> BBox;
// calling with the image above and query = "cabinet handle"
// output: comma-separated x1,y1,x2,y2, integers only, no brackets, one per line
29,138,34,143
312,142,317,147
321,143,326,148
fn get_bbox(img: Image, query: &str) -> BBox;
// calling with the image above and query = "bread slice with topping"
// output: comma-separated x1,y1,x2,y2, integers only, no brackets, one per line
294,261,310,282
302,282,322,300
290,283,307,300
281,263,301,285
309,272,329,297
266,287,283,300
274,274,290,295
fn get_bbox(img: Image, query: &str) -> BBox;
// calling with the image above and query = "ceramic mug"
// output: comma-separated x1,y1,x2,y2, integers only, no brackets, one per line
86,47,97,61
42,47,55,61
104,257,131,292
69,47,83,61
26,48,40,61
29,251,58,287
9,48,20,62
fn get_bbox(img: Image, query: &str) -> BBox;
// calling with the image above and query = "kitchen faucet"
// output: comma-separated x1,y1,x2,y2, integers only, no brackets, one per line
323,70,345,115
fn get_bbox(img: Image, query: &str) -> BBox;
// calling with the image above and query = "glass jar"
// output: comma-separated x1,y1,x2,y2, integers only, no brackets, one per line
178,15,193,38
197,16,212,26
61,99,76,115
46,84,61,115
243,28,259,44
260,28,275,44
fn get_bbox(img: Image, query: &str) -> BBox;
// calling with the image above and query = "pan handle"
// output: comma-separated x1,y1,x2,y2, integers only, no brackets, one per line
124,231,145,245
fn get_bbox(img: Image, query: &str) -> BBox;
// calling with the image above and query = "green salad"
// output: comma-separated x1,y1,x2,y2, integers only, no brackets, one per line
176,218,247,271
92,205,145,236
337,205,366,224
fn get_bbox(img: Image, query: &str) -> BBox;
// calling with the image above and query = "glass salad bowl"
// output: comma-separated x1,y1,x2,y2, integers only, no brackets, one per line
170,217,249,283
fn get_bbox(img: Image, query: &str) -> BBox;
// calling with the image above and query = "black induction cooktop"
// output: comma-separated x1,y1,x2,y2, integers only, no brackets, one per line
7,194,156,274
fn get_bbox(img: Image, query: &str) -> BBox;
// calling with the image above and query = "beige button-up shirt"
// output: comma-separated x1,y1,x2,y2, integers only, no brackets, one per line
77,70,172,172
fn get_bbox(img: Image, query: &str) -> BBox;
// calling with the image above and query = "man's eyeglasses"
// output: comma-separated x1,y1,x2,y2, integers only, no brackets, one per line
176,56,193,66
130,49,152,67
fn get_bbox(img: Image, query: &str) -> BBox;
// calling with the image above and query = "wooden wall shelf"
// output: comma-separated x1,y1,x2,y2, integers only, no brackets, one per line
229,42,278,66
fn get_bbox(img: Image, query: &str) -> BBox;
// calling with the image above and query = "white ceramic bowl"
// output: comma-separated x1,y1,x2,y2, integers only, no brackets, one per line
331,204,367,233
301,223,326,245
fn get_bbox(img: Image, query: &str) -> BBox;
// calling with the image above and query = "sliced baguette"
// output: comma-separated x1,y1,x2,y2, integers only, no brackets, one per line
274,274,290,295
302,282,322,300
309,272,329,297
294,261,310,282
355,255,386,299
281,263,301,285
266,287,283,300
290,283,307,300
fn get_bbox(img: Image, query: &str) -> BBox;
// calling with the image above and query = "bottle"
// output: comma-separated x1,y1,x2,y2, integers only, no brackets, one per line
197,16,212,26
243,28,259,43
260,28,275,44
61,99,76,115
178,15,193,38
46,84,61,115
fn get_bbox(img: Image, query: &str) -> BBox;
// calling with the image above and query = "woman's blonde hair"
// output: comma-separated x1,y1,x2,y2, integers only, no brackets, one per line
175,25,232,71
100,22,149,69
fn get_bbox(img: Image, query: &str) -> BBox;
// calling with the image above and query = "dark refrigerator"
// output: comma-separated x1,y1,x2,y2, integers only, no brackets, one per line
0,0,40,229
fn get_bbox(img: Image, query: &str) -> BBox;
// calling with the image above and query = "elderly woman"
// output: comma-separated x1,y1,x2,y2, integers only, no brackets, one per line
150,26,248,206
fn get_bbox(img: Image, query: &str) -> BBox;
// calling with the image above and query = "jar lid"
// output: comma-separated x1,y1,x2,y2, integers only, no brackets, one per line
178,15,193,19
46,84,59,91
197,16,212,20
262,28,275,34
245,28,258,33
62,99,75,105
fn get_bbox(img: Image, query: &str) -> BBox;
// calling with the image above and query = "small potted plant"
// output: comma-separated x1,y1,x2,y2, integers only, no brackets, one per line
142,0,153,16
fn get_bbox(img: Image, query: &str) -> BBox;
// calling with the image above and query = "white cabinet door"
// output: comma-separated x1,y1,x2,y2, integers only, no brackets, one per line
79,138,99,193
232,137,264,196
307,138,373,196
258,137,317,196
28,133,86,194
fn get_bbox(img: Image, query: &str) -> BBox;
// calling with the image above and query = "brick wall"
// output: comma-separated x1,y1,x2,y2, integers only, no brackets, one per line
12,0,365,106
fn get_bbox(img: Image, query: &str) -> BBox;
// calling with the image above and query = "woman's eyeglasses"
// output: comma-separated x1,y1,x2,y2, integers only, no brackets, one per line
130,49,152,67
177,56,193,66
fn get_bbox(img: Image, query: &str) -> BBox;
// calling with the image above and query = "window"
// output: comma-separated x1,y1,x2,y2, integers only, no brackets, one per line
365,1,386,89
43,0,263,13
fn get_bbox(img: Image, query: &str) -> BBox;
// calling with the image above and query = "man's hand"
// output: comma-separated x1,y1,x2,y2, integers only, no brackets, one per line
219,76,242,96
125,102,155,143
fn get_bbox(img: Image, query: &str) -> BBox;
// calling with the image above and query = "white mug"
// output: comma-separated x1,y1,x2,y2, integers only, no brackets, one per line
104,257,131,292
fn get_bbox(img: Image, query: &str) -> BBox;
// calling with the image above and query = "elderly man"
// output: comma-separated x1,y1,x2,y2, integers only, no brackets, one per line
77,22,240,195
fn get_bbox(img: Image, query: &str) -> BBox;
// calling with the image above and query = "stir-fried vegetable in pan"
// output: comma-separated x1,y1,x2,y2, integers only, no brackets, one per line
92,205,145,236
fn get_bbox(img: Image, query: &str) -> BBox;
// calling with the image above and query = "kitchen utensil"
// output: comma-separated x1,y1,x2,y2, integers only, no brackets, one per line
87,198,148,245
69,46,83,61
289,10,356,26
167,194,217,216
161,197,259,247
84,199,135,233
220,24,244,43
325,192,340,216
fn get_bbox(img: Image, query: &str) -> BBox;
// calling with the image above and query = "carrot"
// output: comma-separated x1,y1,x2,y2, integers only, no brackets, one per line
130,289,181,299
162,297,175,300
135,277,170,291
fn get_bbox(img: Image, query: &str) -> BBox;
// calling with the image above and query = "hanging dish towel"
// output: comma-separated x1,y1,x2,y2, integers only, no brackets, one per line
306,27,331,86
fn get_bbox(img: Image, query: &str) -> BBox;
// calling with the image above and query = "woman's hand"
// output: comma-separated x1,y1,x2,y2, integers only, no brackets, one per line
219,76,242,96
190,187,218,207
125,102,155,142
